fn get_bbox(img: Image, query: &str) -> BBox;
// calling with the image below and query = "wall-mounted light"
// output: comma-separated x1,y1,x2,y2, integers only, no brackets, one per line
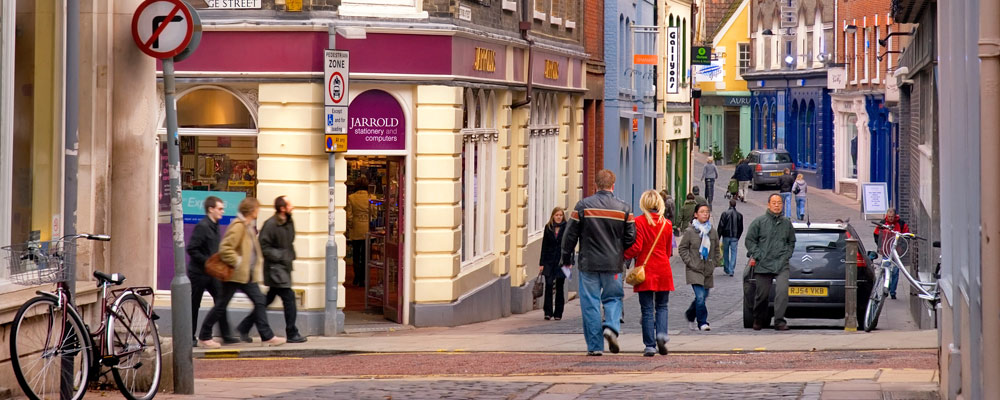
876,50,903,62
878,29,915,47
762,29,774,36
845,25,858,34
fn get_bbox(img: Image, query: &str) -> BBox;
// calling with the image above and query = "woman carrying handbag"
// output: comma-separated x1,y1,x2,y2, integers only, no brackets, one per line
197,198,286,348
539,207,568,320
624,190,675,357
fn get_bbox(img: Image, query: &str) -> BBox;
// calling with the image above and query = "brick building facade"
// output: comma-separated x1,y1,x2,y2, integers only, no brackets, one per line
584,0,605,196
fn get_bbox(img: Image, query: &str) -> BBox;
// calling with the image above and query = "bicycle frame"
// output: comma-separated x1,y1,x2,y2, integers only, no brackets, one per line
878,231,939,302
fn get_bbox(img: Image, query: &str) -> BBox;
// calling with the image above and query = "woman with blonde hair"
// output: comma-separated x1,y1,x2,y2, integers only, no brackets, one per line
198,197,286,348
792,174,808,221
539,207,569,320
624,190,675,356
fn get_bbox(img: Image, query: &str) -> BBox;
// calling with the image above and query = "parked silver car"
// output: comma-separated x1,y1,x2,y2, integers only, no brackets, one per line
747,149,796,190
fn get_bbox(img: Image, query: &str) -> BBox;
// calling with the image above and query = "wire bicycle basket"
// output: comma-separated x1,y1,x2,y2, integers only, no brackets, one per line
1,239,75,286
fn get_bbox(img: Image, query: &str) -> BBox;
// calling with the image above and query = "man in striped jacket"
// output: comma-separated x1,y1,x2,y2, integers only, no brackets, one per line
562,169,637,356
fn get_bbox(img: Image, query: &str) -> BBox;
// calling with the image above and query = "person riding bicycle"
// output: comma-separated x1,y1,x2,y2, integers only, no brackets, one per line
873,208,910,299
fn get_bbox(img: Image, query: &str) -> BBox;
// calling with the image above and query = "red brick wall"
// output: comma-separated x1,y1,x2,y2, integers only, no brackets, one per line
583,99,604,196
584,0,603,62
837,0,912,90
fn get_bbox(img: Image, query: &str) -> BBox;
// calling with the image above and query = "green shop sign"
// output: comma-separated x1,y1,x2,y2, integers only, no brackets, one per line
692,46,712,65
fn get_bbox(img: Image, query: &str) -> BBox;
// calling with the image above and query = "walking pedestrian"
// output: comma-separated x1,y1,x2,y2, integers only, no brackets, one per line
678,204,721,331
658,189,675,228
539,207,569,321
561,170,636,356
691,186,708,207
198,197,287,348
874,208,909,300
237,196,307,343
678,193,697,233
734,158,753,201
346,176,371,287
703,157,719,205
777,169,795,218
718,198,744,277
624,190,674,356
745,194,796,331
792,174,808,221
185,196,238,345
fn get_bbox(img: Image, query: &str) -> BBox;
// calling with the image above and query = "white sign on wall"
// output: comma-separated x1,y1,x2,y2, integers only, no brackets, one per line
694,60,725,82
862,182,889,215
827,66,847,90
666,27,679,94
205,0,262,8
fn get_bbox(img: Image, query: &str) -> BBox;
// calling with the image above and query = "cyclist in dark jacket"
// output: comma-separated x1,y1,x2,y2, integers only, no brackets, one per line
185,196,237,344
562,170,636,356
717,199,744,277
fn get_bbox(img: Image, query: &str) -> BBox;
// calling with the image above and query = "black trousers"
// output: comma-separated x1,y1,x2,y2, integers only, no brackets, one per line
753,271,789,327
189,271,233,339
239,287,299,337
705,178,716,205
543,275,565,318
199,281,275,341
351,239,366,286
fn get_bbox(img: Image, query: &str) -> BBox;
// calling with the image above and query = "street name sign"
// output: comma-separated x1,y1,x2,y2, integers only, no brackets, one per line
131,0,195,59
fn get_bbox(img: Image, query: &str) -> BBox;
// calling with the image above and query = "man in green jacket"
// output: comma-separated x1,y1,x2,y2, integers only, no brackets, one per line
744,193,796,331
678,193,698,233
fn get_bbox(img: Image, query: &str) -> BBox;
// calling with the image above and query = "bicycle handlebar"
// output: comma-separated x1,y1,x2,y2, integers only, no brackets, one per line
68,233,111,242
872,221,926,241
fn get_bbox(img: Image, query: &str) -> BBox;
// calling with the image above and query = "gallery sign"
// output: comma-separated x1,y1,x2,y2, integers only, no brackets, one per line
348,90,406,153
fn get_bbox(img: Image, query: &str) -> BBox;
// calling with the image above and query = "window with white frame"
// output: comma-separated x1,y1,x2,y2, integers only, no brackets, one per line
886,24,893,80
851,31,858,84
863,27,870,83
527,92,559,237
875,26,881,83
739,43,751,75
461,89,497,264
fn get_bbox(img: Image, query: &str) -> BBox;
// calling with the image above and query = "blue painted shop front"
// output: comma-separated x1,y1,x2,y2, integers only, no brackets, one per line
865,94,898,208
748,76,834,189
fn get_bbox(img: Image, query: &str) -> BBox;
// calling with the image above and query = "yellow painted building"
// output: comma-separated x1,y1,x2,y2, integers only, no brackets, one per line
695,0,752,163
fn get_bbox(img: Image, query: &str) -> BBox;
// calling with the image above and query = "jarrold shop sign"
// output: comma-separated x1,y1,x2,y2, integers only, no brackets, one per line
348,89,406,153
544,60,560,80
474,47,496,72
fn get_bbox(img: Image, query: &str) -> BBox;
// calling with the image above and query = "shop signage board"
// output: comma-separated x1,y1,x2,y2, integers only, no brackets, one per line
666,27,679,94
130,0,195,59
348,89,406,153
862,182,889,216
181,190,245,224
633,54,657,65
692,46,712,65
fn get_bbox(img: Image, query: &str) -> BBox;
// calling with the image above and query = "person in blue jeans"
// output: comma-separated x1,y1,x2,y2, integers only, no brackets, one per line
792,174,808,221
717,198,744,277
561,170,636,356
624,190,675,356
678,204,721,331
777,168,795,218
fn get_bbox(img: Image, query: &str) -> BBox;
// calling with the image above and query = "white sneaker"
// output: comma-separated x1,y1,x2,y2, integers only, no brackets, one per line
688,321,697,331
699,324,712,331
198,339,221,349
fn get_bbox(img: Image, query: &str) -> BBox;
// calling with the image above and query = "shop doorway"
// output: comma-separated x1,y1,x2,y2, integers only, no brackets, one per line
345,156,405,323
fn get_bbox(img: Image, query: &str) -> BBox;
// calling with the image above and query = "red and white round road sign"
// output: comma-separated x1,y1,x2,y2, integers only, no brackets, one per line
131,0,194,59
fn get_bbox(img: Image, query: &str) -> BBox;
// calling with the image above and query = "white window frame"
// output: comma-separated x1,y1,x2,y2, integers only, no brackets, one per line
738,42,751,76
527,92,559,238
461,89,497,265
863,25,870,83
875,25,881,83
886,23,893,80
0,3,14,282
851,31,858,85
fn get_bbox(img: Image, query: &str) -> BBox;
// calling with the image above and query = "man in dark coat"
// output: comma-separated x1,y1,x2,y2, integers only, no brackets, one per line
238,196,307,343
733,158,754,201
777,169,796,218
718,198,744,277
562,170,636,356
185,196,238,344
691,186,709,207
745,194,796,331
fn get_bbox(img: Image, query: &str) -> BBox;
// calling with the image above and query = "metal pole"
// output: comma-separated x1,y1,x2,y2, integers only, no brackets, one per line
163,58,193,394
844,238,859,331
61,2,80,398
324,27,344,335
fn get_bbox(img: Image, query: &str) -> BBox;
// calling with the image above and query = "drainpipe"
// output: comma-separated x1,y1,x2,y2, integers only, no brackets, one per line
64,0,79,300
511,0,534,109
978,0,1000,394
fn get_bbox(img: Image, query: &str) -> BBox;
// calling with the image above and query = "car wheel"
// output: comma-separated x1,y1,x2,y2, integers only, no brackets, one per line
743,276,755,329
750,179,758,191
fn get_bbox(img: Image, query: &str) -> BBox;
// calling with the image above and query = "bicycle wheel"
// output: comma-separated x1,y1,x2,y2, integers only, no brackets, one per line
107,293,162,400
10,296,91,400
864,265,889,332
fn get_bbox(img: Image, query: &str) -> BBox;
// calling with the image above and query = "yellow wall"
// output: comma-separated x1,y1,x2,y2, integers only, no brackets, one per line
696,0,750,93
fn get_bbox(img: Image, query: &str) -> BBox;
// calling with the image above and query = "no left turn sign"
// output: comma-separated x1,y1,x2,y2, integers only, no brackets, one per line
131,0,195,59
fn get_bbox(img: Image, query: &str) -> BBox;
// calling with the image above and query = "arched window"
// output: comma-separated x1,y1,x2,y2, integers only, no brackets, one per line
762,103,770,148
789,101,799,162
461,89,498,264
770,100,778,148
807,100,817,166
528,92,560,237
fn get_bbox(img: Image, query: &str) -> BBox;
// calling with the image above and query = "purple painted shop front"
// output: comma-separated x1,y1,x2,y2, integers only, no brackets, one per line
348,90,406,152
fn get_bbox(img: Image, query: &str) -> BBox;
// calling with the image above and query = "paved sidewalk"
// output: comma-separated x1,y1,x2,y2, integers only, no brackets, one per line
160,369,940,400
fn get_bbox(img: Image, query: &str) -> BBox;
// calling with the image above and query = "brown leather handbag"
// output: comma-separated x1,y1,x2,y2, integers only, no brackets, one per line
204,253,234,281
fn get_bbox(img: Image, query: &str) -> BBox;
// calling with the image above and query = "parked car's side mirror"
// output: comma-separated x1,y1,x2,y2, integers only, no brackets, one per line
867,251,879,260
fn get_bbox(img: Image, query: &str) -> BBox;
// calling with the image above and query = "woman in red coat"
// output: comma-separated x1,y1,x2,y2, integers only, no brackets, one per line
624,190,675,357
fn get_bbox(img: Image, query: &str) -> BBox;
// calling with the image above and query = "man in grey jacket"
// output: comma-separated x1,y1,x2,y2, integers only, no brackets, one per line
237,196,307,343
702,157,719,205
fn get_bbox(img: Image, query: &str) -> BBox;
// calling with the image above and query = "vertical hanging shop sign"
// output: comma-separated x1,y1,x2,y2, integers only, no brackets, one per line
666,27,679,94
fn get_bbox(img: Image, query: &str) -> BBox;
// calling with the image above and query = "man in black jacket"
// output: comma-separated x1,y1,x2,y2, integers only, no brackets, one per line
238,196,307,343
562,170,636,356
733,158,753,201
777,169,796,218
186,196,238,344
718,199,744,277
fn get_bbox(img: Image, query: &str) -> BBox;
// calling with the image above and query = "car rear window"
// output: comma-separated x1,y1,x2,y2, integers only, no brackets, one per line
761,152,793,163
795,231,846,252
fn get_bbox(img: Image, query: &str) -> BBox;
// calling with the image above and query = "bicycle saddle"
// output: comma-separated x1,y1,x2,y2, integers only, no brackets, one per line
94,270,126,286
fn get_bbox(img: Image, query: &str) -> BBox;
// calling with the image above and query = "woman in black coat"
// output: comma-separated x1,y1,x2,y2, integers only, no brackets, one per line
539,207,568,320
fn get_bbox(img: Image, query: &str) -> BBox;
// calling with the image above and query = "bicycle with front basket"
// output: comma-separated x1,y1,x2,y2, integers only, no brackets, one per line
863,222,940,332
4,233,162,400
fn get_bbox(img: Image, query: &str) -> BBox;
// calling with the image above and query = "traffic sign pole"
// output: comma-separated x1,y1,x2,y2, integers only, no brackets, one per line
324,31,346,336
163,57,194,395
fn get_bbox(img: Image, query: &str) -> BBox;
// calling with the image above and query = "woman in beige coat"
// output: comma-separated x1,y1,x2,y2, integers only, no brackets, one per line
198,198,286,348
678,204,721,331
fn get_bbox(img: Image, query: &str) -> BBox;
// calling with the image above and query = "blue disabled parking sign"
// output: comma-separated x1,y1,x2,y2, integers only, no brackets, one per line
327,113,334,126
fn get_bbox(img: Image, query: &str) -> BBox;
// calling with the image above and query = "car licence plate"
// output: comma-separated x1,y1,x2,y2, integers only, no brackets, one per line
789,287,828,296
770,172,783,176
